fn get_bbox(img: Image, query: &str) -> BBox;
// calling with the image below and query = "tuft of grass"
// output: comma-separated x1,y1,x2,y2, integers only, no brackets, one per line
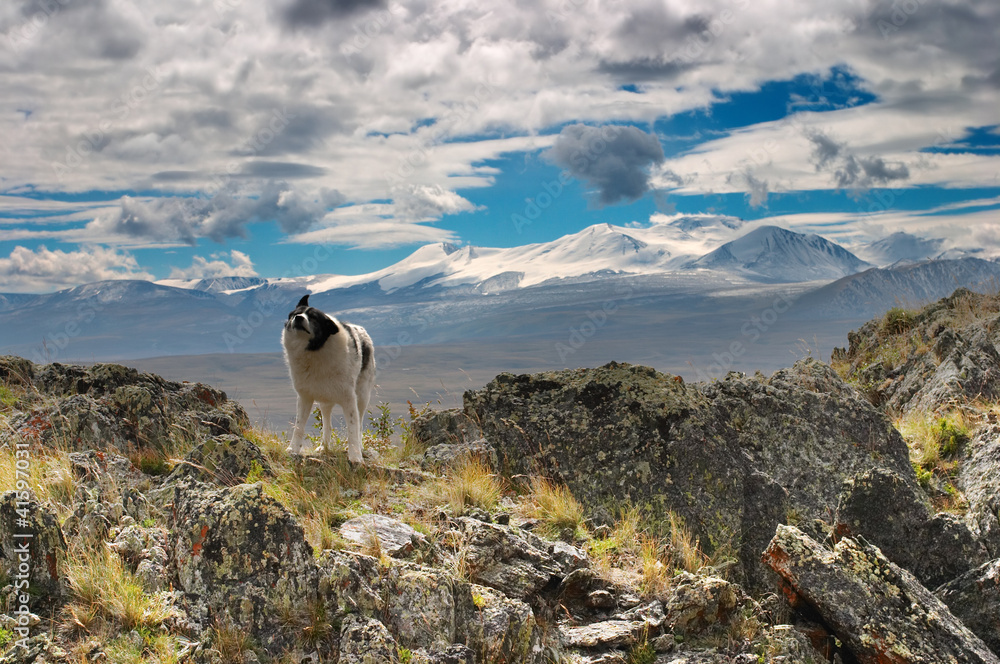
62,545,173,635
210,620,259,664
625,632,656,664
128,446,173,476
521,477,586,539
419,458,505,515
897,409,972,512
0,444,75,519
880,307,916,336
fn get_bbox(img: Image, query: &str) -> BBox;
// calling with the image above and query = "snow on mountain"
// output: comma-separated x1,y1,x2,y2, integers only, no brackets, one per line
853,231,946,267
299,215,747,294
692,225,871,283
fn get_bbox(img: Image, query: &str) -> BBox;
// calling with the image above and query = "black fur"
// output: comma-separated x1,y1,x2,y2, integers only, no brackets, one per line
361,337,373,372
286,294,340,352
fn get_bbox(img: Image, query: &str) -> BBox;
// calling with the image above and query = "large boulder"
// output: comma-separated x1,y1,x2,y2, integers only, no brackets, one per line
763,524,999,664
835,467,989,588
465,359,914,592
162,481,319,649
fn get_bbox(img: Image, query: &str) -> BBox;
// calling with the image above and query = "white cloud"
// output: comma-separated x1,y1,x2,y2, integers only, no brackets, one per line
0,0,997,249
168,250,258,280
0,245,154,293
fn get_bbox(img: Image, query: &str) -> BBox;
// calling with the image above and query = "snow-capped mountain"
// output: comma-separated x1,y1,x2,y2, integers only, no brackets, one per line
853,231,946,267
692,226,871,282
274,214,748,294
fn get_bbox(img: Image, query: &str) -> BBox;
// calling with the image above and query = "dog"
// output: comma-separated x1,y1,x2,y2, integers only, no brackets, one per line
282,294,376,463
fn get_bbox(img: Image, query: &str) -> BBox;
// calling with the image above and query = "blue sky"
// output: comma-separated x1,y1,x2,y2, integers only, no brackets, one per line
1,0,999,292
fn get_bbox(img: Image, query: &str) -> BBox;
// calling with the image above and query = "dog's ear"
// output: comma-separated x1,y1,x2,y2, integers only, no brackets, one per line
306,313,339,351
297,294,310,308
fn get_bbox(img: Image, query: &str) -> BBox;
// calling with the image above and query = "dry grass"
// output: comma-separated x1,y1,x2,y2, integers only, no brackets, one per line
61,545,173,636
587,507,713,599
0,443,76,519
520,476,586,538
418,457,505,515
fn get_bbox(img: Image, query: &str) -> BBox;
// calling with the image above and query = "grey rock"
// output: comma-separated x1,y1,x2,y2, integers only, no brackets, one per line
449,516,565,600
962,424,1000,557
421,439,498,472
465,359,913,593
936,558,1000,655
0,490,66,608
165,481,319,649
411,409,482,448
835,467,989,588
763,524,1000,664
664,572,739,636
339,514,427,558
168,434,273,487
339,615,399,664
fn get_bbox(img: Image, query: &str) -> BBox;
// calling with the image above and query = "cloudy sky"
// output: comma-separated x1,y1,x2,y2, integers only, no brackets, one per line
1,0,998,292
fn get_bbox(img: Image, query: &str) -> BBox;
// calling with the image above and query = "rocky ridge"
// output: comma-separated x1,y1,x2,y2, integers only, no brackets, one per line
0,286,998,663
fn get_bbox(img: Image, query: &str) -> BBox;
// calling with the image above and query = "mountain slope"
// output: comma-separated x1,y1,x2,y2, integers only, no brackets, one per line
693,225,870,282
854,231,945,267
793,257,1000,318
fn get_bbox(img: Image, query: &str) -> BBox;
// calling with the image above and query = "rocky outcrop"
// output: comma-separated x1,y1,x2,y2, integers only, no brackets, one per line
4,359,247,454
763,524,1000,664
465,358,914,592
834,288,1000,413
834,467,989,588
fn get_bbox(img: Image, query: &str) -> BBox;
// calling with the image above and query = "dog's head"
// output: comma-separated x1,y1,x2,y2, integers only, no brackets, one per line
284,294,339,351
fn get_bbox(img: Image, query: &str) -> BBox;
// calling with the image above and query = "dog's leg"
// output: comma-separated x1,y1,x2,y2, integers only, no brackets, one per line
344,401,364,465
318,402,334,453
288,395,313,454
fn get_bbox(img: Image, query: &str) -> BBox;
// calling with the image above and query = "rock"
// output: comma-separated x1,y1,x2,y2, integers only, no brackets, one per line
107,525,170,592
422,439,498,472
936,558,1000,655
412,409,482,448
410,645,475,664
763,524,1000,664
339,514,427,558
384,564,456,651
559,619,652,649
0,490,66,608
10,360,248,454
465,359,913,593
962,424,1000,557
448,517,566,601
836,288,1000,413
835,467,989,588
759,625,832,663
164,481,319,649
664,572,739,636
321,549,385,617
339,615,399,664
168,434,273,487
0,632,70,664
457,584,539,663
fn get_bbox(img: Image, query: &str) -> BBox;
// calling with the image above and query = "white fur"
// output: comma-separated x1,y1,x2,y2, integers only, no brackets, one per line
282,309,376,463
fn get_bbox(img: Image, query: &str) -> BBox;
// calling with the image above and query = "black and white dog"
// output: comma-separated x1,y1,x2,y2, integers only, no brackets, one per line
282,294,376,463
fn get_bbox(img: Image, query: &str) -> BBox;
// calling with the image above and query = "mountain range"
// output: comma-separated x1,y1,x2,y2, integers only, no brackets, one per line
0,217,994,367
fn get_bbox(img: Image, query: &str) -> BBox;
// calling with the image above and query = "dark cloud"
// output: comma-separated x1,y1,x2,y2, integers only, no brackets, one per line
281,0,387,27
807,130,909,191
90,182,345,243
240,161,327,178
545,124,665,207
596,58,694,82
